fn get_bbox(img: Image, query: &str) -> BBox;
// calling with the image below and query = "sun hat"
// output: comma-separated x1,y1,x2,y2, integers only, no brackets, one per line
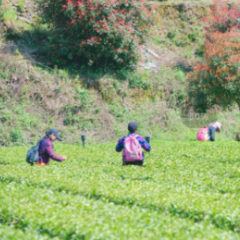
214,121,222,132
48,129,62,141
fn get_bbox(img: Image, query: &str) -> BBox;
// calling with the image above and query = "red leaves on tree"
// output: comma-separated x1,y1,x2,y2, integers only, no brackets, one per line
204,0,240,32
38,0,152,69
187,0,240,110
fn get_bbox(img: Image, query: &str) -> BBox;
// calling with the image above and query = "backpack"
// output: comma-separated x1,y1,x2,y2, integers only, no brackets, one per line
123,135,143,161
26,143,41,165
197,127,209,141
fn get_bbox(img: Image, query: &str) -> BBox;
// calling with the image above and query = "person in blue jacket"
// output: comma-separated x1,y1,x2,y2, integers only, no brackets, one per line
115,121,151,166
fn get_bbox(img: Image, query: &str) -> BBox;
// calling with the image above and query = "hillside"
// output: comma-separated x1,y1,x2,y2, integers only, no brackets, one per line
0,0,239,146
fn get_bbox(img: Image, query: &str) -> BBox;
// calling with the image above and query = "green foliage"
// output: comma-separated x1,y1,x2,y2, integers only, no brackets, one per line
129,74,151,90
1,142,240,239
37,0,153,71
0,103,42,146
0,224,52,240
16,1,25,13
2,7,16,21
10,128,26,144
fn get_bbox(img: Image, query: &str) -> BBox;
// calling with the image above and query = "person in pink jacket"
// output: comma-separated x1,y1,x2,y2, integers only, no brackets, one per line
197,121,222,141
37,129,67,166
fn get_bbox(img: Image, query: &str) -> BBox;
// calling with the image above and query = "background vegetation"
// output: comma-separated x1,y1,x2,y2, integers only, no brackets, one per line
37,0,152,70
0,0,240,146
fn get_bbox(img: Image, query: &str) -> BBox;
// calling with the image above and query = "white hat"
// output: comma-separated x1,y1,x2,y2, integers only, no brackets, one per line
214,121,221,131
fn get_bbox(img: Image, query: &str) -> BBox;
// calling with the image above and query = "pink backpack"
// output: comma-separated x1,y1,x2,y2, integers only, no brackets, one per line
197,127,209,141
123,135,143,161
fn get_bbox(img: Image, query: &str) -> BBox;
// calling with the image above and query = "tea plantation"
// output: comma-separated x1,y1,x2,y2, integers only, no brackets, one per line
1,141,240,239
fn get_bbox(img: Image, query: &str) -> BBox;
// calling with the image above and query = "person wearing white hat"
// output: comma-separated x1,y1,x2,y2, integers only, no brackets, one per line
207,121,221,141
197,121,221,141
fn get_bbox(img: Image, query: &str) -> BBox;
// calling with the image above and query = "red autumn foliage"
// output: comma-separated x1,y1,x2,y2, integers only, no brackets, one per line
204,0,240,32
187,0,240,112
38,0,153,70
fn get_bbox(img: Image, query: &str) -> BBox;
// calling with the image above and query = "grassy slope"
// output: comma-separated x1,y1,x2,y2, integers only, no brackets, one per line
0,0,240,146
1,142,240,238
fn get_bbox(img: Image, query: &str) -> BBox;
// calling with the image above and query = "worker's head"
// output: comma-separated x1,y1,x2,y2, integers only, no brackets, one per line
208,121,221,133
214,121,222,133
128,121,138,133
46,129,62,142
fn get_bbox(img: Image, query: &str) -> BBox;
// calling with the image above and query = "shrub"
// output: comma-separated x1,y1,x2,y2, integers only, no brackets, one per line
38,0,153,71
187,30,240,112
204,0,240,33
187,0,240,112
0,0,11,14
0,0,16,23
2,7,16,22
10,128,26,144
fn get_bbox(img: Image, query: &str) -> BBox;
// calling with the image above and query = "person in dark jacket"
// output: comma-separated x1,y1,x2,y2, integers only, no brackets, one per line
37,129,67,166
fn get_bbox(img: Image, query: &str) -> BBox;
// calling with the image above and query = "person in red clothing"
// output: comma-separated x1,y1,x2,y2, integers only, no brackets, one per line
37,129,67,166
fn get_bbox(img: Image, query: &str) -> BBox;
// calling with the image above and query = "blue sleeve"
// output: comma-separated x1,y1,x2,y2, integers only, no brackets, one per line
208,126,216,141
137,136,151,152
116,137,125,152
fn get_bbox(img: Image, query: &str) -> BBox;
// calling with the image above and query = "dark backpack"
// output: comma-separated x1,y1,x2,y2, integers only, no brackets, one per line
26,143,41,165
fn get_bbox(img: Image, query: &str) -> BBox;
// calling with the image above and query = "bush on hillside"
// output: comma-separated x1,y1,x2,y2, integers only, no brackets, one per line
187,30,240,112
186,0,240,112
0,0,11,13
37,0,152,71
204,0,240,33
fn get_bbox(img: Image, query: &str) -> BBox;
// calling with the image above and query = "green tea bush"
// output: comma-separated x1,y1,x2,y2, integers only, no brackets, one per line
38,0,153,70
1,142,240,239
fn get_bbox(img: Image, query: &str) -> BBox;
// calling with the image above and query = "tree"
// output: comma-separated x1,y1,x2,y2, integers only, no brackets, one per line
187,31,240,111
38,0,153,71
204,0,240,33
187,0,240,112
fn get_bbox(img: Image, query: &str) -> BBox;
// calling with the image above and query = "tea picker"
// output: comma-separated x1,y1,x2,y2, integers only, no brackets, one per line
115,122,152,166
